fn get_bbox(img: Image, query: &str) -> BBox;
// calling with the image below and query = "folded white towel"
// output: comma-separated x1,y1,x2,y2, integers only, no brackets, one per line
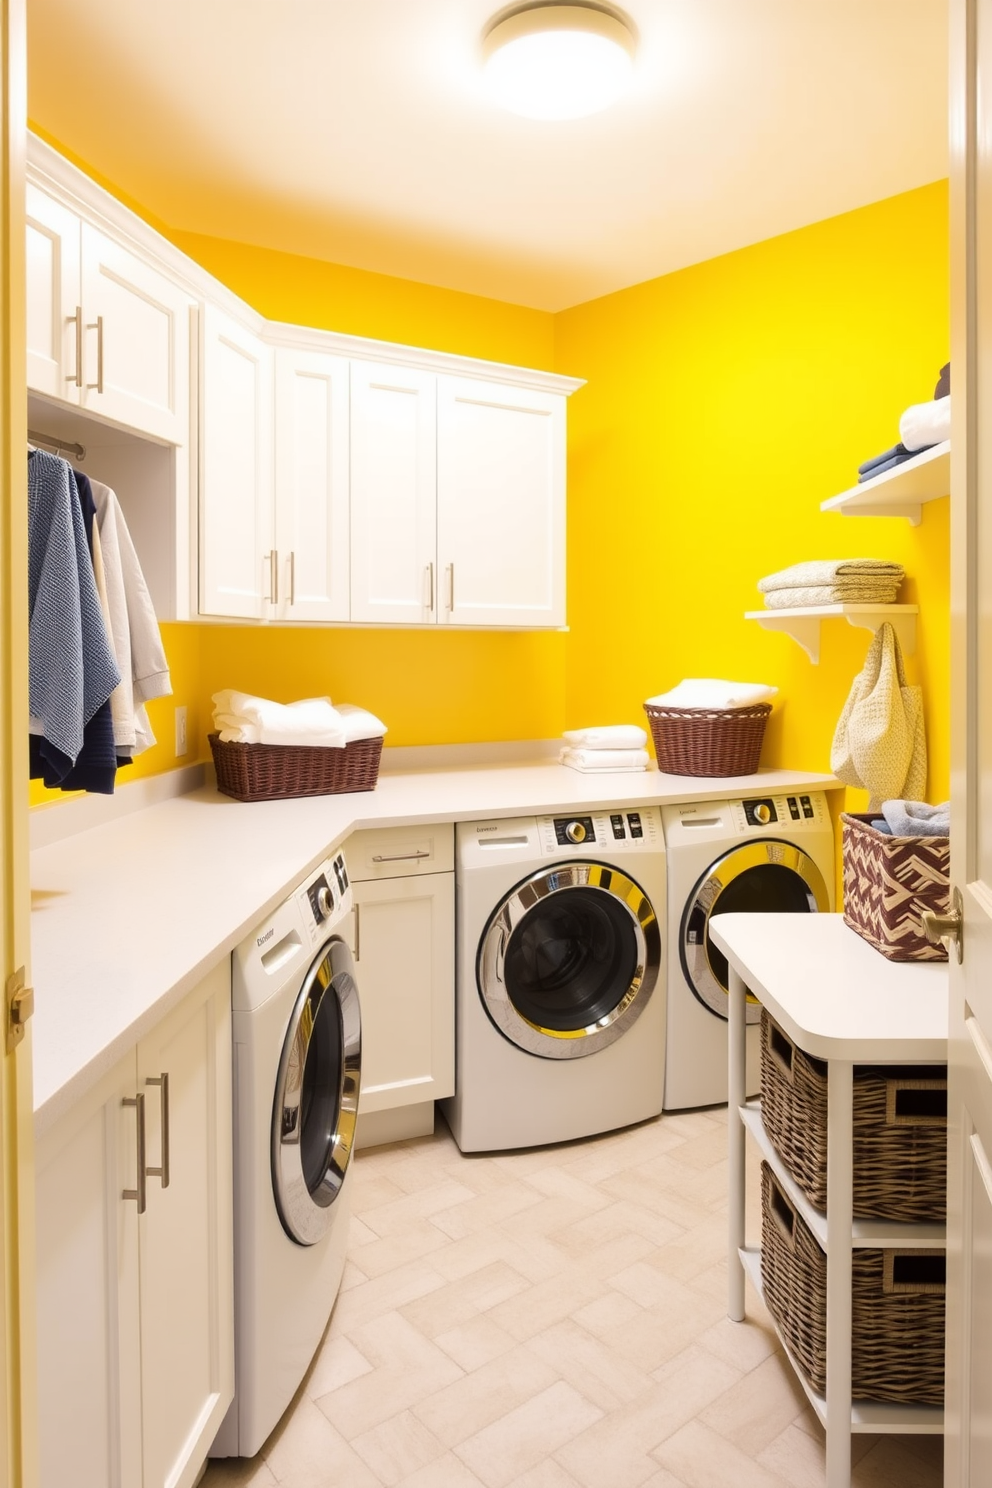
899,396,950,453
762,583,902,609
211,690,346,748
758,560,903,594
645,679,778,710
559,747,650,773
562,724,648,750
336,703,388,742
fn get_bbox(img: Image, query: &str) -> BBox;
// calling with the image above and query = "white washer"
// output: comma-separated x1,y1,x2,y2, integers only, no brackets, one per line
441,809,666,1152
662,791,834,1110
211,851,361,1459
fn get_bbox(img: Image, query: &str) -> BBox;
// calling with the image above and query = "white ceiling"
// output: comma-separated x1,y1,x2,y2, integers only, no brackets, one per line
27,0,948,312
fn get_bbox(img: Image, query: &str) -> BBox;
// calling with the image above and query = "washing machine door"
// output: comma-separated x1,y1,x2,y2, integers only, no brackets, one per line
272,935,361,1246
478,861,661,1060
680,840,830,1024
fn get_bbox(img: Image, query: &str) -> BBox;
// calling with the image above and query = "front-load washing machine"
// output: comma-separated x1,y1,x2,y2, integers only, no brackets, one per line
662,791,834,1110
211,850,361,1459
441,809,666,1152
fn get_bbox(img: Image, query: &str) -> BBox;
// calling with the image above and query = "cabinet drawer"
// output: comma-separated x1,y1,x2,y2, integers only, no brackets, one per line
346,823,454,880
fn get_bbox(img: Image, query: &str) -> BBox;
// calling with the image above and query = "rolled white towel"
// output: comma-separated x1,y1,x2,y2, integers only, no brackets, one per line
336,703,388,742
899,396,950,453
562,724,648,750
646,679,778,710
211,690,346,747
559,747,650,773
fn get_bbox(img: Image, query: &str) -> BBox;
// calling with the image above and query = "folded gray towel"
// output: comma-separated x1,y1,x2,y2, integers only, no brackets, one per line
880,799,950,837
758,559,904,594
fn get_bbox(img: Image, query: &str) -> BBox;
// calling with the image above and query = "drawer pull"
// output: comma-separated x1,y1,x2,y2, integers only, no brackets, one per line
67,305,83,386
122,1092,147,1214
145,1072,170,1189
86,314,104,393
371,850,431,864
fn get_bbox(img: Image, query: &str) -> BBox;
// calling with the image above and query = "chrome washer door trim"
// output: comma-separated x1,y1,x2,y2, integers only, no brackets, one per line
477,861,661,1060
680,840,830,1024
272,936,362,1246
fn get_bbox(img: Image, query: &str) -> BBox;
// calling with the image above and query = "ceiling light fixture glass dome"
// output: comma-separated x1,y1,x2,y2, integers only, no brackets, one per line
482,3,636,121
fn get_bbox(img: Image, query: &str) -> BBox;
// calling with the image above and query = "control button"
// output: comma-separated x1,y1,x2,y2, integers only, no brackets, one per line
627,811,643,839
565,820,587,844
800,794,815,819
610,812,626,840
555,815,595,846
754,803,772,825
316,884,334,919
743,798,778,827
787,796,801,820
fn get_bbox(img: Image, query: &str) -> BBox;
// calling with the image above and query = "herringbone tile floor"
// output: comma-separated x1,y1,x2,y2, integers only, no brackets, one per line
203,1109,944,1488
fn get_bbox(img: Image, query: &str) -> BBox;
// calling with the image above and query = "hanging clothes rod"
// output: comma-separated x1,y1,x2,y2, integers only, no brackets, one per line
28,428,86,461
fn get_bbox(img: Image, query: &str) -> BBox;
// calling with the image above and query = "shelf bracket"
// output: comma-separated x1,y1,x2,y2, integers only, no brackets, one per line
843,609,917,656
748,613,823,663
745,607,918,665
840,502,923,526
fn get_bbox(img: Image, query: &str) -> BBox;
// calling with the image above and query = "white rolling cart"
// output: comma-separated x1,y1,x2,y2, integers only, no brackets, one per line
710,912,948,1488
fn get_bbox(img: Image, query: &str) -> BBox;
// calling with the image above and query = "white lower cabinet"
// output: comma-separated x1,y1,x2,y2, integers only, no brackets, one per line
347,825,454,1143
35,961,234,1488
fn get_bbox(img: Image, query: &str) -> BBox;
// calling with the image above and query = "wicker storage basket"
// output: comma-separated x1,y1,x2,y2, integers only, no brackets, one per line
642,702,771,777
209,733,382,802
760,1163,945,1405
760,1010,947,1222
842,812,950,962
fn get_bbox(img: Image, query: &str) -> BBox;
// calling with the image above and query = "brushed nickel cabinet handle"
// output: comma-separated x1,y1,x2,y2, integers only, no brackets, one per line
122,1092,147,1214
67,305,83,386
266,550,279,604
289,550,296,606
86,315,104,393
425,562,434,611
145,1072,170,1189
371,850,431,863
447,563,454,611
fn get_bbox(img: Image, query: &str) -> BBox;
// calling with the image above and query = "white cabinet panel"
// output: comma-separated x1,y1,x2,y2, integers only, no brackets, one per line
80,224,192,445
352,872,454,1112
273,347,350,622
26,183,81,400
437,376,565,628
200,305,273,619
137,960,233,1488
350,360,437,624
36,1052,142,1488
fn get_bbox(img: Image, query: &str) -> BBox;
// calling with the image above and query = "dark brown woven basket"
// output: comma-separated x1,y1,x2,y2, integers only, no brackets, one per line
760,1010,947,1222
642,702,771,777
208,733,382,802
761,1164,945,1405
842,812,950,962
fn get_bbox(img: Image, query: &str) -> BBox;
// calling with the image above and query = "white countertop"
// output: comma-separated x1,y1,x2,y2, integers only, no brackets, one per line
709,912,948,1061
31,759,838,1133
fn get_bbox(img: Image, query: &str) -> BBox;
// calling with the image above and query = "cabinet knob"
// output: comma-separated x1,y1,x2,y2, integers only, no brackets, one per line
921,886,964,963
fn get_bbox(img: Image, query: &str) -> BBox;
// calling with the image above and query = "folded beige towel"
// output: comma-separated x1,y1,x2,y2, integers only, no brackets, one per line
763,583,903,609
759,560,904,594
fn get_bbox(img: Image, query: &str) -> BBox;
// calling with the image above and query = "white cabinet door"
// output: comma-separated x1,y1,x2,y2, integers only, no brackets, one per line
25,183,81,401
350,360,437,624
437,375,565,628
80,223,191,444
200,304,274,619
35,1052,143,1488
273,347,350,622
352,872,455,1112
136,960,233,1488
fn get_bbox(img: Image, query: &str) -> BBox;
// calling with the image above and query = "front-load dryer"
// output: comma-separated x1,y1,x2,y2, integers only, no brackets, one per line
211,851,361,1459
662,791,834,1110
441,809,666,1153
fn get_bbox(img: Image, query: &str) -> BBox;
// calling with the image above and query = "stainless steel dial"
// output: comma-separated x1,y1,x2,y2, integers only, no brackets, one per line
565,820,587,843
316,884,334,919
753,803,772,826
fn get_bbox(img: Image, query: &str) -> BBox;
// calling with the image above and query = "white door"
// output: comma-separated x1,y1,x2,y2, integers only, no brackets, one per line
352,873,455,1113
136,961,233,1488
80,223,191,444
25,183,81,401
273,346,350,622
199,304,273,619
35,1052,143,1488
350,360,437,624
436,375,565,628
947,1,992,1481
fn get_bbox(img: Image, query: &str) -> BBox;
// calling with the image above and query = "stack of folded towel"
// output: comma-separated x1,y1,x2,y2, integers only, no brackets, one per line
560,724,650,773
856,363,950,483
645,679,777,710
212,690,387,747
870,799,950,837
757,559,904,610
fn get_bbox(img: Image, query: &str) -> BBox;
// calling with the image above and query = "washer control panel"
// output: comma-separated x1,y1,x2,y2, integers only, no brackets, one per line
294,851,352,947
540,807,662,854
731,793,828,834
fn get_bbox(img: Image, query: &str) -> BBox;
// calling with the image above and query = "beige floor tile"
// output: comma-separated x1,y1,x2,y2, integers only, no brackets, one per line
485,1266,607,1342
412,1342,559,1448
359,1178,479,1239
454,1379,603,1488
400,1259,532,1338
652,1417,791,1488
433,1313,519,1372
395,1452,488,1488
699,1349,808,1455
351,1408,448,1487
326,1258,448,1334
664,1127,732,1171
755,1421,831,1488
695,1314,778,1375
348,1217,453,1279
512,1460,584,1488
316,1310,464,1439
200,1456,277,1487
262,1395,381,1488
639,1472,690,1488
528,1317,656,1411
304,1332,373,1399
430,1181,546,1240
571,1287,645,1339
549,1198,685,1254
597,1289,725,1375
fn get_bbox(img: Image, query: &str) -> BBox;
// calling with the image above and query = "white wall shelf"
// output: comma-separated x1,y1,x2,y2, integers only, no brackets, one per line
820,442,949,525
744,604,918,664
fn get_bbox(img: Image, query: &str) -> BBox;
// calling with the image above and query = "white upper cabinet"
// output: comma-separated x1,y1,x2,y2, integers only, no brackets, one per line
350,361,438,624
200,304,274,620
26,182,191,445
273,347,350,622
437,375,565,628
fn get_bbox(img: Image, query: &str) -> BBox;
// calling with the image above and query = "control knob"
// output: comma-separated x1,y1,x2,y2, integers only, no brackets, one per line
752,803,772,826
316,884,334,919
565,820,587,844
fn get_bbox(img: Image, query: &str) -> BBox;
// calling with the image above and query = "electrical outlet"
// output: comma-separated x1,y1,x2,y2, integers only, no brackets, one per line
175,705,188,758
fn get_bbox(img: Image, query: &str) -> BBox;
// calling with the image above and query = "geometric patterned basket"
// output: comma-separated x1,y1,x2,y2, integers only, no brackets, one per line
841,812,950,962
760,1163,946,1405
760,1011,947,1222
208,733,382,802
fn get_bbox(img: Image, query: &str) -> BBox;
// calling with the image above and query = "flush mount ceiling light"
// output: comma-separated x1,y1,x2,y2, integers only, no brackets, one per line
482,3,636,121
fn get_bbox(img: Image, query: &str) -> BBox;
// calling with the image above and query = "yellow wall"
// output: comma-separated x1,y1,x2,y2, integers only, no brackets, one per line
556,181,950,806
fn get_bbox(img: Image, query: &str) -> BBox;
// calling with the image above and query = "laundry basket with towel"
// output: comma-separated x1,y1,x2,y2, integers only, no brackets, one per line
643,679,777,777
209,691,387,801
